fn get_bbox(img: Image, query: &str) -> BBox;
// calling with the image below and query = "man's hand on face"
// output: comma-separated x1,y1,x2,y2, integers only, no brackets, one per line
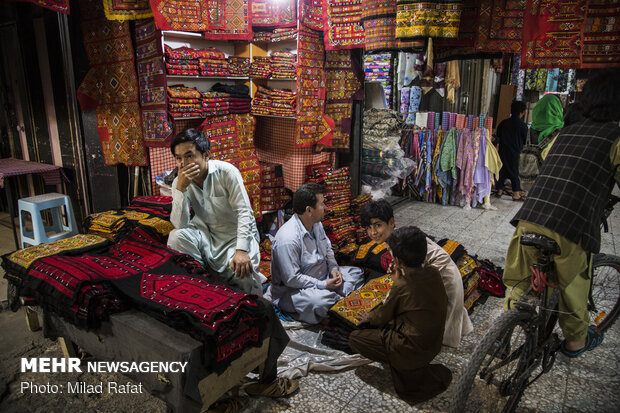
326,269,343,291
230,250,253,278
176,163,201,192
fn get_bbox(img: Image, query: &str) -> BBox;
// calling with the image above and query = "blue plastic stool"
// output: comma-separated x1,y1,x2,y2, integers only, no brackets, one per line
18,193,78,248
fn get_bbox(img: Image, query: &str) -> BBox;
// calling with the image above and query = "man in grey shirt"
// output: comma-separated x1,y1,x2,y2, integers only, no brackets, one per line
270,183,364,324
167,128,265,294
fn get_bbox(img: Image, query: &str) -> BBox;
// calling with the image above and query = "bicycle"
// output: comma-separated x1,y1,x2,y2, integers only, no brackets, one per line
450,195,620,413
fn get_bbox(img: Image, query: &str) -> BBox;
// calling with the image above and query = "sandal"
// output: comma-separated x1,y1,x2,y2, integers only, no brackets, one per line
561,326,604,358
244,377,299,398
206,396,248,413
512,196,526,202
495,189,504,198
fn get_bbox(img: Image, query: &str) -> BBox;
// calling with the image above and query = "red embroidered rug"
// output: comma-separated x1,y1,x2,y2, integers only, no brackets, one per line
77,0,146,166
252,0,297,27
300,0,325,31
13,0,69,14
150,0,252,40
521,0,586,69
135,19,174,147
103,0,153,20
476,0,527,53
323,0,365,50
581,0,620,68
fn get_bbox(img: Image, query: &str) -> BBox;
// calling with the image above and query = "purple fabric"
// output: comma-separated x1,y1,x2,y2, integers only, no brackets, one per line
427,112,435,129
442,112,450,130
468,115,474,130
472,129,490,207
0,158,65,188
449,112,457,129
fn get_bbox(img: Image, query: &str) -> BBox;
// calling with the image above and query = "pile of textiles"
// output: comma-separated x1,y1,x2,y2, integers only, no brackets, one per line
201,92,230,117
270,52,297,79
272,27,297,42
364,53,392,105
253,31,272,42
251,85,296,117
251,56,272,78
1,226,269,374
362,148,406,178
167,85,202,118
308,166,356,249
164,45,228,77
260,162,291,212
227,57,250,77
362,109,408,186
350,194,373,244
212,83,252,114
437,239,505,312
258,238,273,283
84,195,175,241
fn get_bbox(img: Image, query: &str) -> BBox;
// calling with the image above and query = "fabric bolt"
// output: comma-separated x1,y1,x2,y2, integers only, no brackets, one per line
77,0,146,166
520,0,585,69
405,86,422,125
545,68,559,92
150,0,251,40
427,112,435,129
455,114,465,129
395,0,463,39
103,0,153,20
476,0,526,53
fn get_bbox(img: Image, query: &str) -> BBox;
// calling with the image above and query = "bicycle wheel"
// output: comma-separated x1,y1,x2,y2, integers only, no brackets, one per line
590,253,620,332
450,310,535,413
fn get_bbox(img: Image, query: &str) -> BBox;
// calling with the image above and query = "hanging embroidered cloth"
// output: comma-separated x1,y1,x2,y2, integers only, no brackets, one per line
12,0,69,14
581,0,620,68
252,0,296,27
521,0,585,69
103,0,153,20
300,0,325,31
476,0,526,53
395,0,463,39
134,19,174,147
77,0,146,166
361,0,426,52
323,0,365,50
150,0,252,40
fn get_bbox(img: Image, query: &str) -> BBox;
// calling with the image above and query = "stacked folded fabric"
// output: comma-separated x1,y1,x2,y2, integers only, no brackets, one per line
251,56,271,78
260,162,290,211
350,194,373,244
364,53,392,105
253,31,272,42
201,92,230,117
165,45,231,78
198,57,230,77
272,27,298,42
251,85,296,117
167,85,203,118
212,83,252,114
227,57,250,77
270,51,297,79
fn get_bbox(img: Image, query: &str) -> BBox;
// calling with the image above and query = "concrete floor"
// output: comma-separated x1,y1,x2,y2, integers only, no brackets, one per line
0,194,619,412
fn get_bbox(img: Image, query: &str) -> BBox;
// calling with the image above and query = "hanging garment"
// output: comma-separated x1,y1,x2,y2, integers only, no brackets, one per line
472,128,491,207
455,129,475,205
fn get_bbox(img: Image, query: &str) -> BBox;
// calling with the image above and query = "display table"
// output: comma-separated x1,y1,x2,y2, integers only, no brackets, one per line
44,309,270,412
0,158,66,249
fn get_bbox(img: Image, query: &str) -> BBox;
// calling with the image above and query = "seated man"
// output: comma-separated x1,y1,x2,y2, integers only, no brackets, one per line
270,183,364,324
355,199,473,347
167,128,265,295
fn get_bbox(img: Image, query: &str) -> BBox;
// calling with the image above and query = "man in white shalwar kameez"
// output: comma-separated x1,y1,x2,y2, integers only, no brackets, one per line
167,128,265,295
270,183,364,324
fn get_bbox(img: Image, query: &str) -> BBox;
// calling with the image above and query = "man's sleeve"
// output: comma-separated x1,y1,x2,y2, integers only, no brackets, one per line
223,166,256,252
319,223,339,272
272,241,327,290
611,137,620,185
170,177,191,229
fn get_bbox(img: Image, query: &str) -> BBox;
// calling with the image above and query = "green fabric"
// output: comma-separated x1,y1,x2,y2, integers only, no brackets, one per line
531,94,564,142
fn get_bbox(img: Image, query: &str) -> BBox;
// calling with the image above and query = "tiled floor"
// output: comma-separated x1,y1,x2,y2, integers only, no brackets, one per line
0,194,619,412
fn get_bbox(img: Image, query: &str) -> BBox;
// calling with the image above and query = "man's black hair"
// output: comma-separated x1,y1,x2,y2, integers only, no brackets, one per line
581,69,620,123
387,226,427,268
360,199,394,228
293,183,325,215
511,100,527,117
169,128,211,155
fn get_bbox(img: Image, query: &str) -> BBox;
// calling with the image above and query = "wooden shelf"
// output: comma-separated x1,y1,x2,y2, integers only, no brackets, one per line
162,30,204,39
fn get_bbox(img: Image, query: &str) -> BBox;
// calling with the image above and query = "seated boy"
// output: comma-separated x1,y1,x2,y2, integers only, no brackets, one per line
349,226,452,405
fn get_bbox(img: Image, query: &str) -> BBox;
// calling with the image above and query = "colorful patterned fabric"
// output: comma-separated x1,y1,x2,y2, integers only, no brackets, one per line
103,0,153,20
251,0,296,27
435,0,478,49
300,0,324,30
581,0,620,68
77,0,146,166
476,0,527,53
521,0,585,69
150,0,252,40
13,0,69,14
328,273,394,327
135,19,174,147
395,0,463,39
324,0,365,50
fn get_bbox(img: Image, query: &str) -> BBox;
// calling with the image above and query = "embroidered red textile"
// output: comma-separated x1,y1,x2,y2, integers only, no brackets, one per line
77,0,146,166
323,0,365,50
521,0,586,69
252,0,297,27
476,0,527,53
150,0,252,40
581,0,620,68
103,0,153,20
300,0,324,31
13,0,69,14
